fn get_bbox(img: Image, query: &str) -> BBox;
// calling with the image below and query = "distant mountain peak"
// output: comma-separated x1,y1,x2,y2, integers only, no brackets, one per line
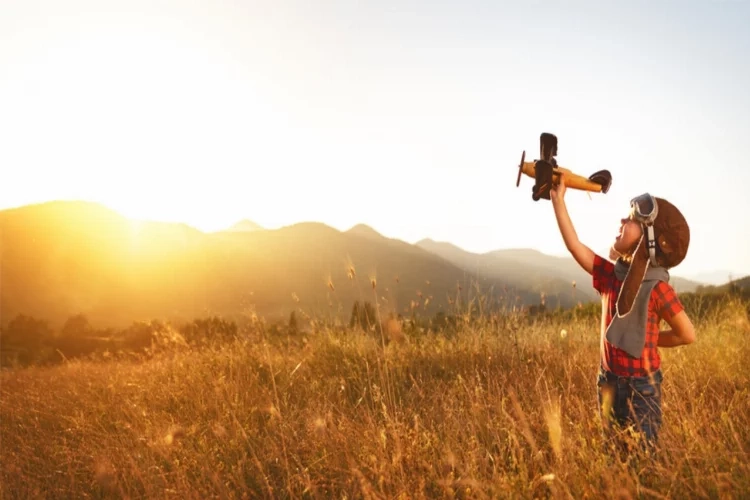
416,238,472,253
486,247,545,257
347,224,384,240
227,219,264,232
417,237,453,246
278,221,343,237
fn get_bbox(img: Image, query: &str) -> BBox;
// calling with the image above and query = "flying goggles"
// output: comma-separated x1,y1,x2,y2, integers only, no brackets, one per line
629,193,659,266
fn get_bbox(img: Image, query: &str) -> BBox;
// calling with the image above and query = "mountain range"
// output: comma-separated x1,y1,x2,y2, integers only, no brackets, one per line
682,270,742,286
414,239,704,303
0,200,728,329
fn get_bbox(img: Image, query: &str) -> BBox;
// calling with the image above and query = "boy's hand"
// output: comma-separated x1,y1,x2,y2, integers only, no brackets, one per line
550,173,567,203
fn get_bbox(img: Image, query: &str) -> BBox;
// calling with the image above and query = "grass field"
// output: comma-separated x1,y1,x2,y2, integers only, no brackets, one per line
2,295,749,499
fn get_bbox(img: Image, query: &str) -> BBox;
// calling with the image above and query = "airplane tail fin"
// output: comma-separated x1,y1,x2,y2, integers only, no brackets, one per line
588,170,612,194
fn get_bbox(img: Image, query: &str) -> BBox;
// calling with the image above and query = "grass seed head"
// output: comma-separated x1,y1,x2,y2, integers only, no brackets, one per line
164,426,184,445
544,402,563,461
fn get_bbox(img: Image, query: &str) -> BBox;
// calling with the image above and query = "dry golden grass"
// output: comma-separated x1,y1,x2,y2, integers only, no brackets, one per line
1,297,749,499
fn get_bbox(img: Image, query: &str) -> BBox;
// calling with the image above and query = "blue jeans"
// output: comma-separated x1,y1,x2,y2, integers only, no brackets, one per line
597,367,663,453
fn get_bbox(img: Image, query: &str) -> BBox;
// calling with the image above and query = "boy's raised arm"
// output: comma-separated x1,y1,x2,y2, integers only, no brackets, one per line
551,175,595,275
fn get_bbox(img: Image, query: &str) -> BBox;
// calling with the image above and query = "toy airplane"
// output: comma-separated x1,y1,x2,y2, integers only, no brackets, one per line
516,133,612,201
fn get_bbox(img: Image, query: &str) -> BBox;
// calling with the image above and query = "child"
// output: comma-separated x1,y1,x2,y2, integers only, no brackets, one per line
550,174,695,453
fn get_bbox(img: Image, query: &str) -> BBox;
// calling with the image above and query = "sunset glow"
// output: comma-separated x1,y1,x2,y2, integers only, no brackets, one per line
2,0,749,278
3,4,749,497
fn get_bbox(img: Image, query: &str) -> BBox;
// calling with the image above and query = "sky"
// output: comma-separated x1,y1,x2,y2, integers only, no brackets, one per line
1,0,749,281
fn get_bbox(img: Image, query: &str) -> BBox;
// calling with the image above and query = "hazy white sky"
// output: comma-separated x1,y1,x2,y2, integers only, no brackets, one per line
1,0,749,278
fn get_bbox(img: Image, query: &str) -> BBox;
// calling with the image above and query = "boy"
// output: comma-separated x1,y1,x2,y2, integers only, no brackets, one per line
550,175,695,452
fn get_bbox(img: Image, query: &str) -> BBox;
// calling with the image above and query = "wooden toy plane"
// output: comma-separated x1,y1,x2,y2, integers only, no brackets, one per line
516,133,612,201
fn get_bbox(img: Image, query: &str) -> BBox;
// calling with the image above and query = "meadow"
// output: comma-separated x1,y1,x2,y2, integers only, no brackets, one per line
1,293,749,499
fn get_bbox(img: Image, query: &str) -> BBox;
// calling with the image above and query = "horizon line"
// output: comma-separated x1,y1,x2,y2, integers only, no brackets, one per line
2,197,747,282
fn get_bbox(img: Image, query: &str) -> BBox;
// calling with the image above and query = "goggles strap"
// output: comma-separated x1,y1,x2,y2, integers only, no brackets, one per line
646,224,658,267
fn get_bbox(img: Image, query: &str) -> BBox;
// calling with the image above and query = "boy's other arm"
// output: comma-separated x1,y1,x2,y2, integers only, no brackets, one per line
658,311,696,347
654,283,695,347
551,195,595,275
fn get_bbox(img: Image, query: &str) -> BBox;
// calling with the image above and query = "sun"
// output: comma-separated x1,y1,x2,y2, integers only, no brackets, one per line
3,18,285,234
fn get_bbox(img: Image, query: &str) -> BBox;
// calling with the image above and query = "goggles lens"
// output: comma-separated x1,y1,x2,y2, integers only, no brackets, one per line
629,193,657,224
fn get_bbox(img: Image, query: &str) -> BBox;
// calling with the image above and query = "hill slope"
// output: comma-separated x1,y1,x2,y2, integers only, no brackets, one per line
416,240,596,305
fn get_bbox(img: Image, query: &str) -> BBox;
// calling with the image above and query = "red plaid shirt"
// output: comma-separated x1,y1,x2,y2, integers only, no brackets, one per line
592,254,684,377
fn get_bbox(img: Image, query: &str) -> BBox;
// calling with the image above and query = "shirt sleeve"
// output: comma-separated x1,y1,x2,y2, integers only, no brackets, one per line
652,281,684,321
592,254,615,295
